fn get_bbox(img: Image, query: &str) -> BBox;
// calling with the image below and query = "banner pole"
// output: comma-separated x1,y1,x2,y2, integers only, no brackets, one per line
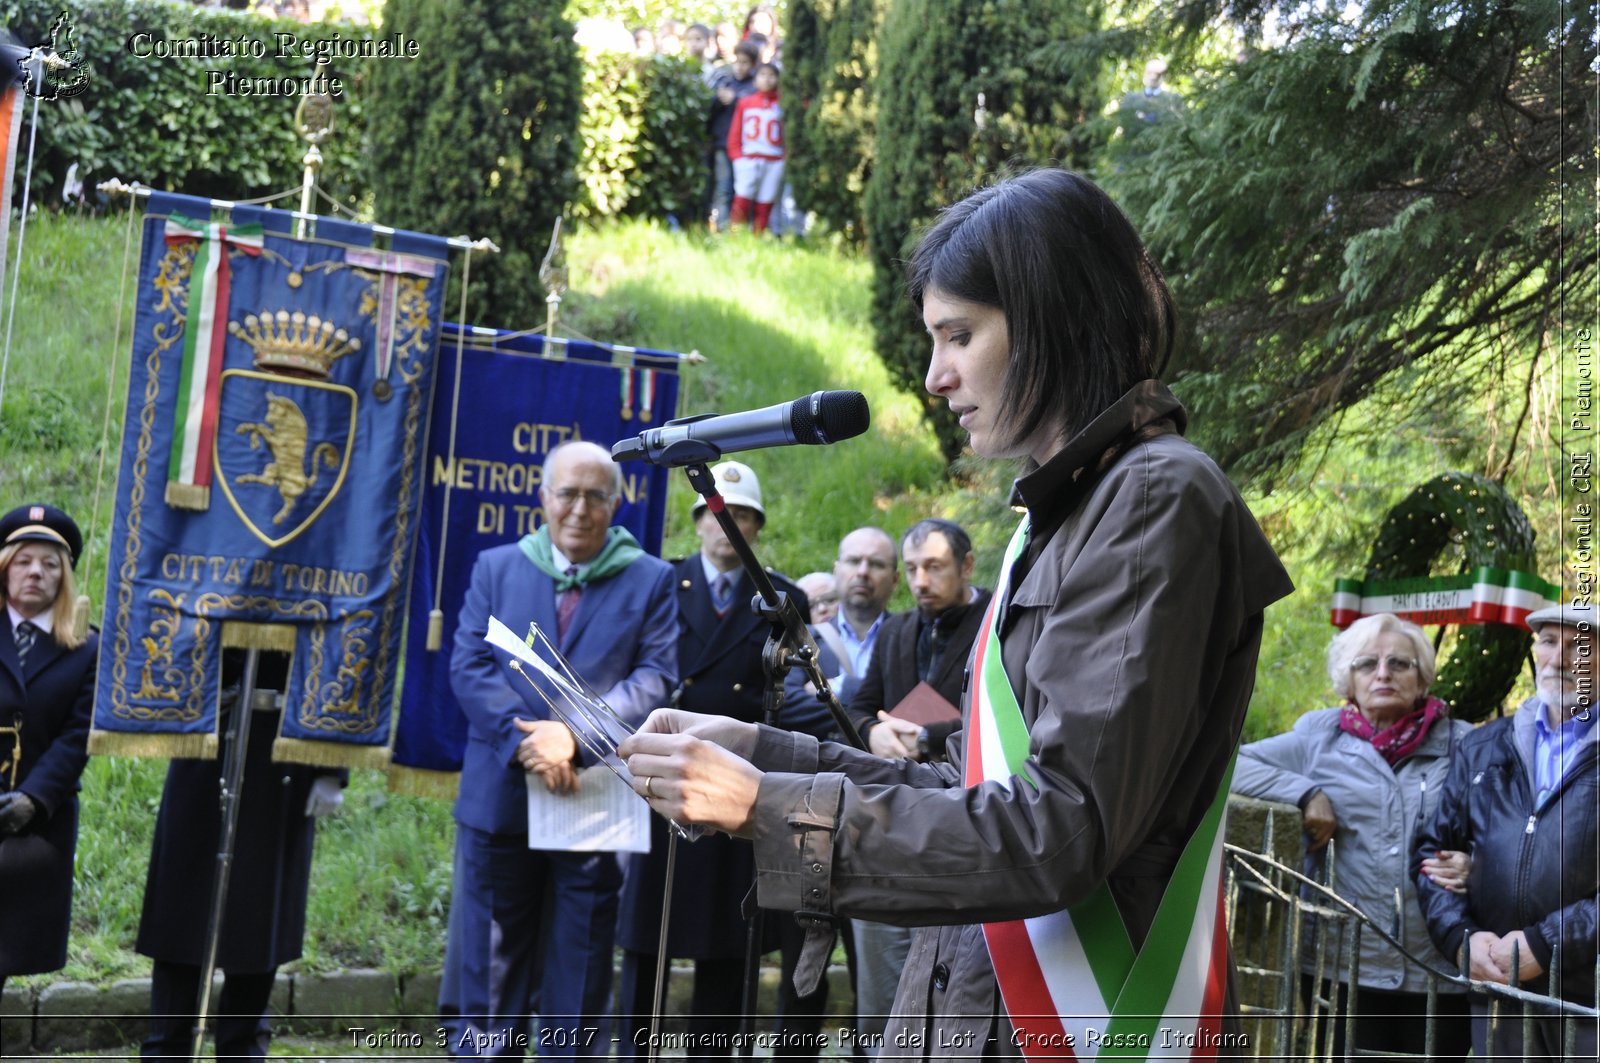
191,645,261,1059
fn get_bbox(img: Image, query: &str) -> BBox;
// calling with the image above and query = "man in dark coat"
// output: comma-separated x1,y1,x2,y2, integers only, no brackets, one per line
1416,600,1599,1061
136,649,344,1061
614,459,825,1060
840,518,991,1047
0,505,96,1007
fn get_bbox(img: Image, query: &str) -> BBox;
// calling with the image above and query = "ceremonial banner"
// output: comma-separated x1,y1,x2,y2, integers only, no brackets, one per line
91,192,450,767
390,326,684,796
1329,568,1560,629
0,81,25,319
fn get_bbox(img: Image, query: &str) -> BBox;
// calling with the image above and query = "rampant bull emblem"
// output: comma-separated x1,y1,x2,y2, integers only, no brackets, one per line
215,370,356,548
237,392,342,525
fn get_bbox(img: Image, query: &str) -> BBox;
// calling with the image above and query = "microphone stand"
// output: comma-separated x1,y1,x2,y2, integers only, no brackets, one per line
673,453,866,1058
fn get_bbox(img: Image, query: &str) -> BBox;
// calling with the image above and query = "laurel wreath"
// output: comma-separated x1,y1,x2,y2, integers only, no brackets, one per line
1364,472,1533,723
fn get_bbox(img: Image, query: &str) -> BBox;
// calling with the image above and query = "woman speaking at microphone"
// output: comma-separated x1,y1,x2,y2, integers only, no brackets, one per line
620,168,1293,1058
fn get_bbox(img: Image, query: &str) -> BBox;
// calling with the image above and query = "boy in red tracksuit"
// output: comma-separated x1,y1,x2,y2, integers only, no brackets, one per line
726,64,784,233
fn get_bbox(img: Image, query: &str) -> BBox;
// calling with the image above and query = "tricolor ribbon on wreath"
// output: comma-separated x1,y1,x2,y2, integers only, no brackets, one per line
1329,568,1561,630
965,519,1233,1061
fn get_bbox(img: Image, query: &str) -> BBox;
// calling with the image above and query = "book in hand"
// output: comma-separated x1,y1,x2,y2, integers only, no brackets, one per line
888,681,961,725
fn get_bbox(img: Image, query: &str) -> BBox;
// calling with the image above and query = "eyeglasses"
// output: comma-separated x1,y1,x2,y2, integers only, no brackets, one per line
1350,654,1418,675
550,488,616,508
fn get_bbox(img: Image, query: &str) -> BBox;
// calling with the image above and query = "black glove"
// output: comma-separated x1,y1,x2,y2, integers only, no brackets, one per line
0,791,36,834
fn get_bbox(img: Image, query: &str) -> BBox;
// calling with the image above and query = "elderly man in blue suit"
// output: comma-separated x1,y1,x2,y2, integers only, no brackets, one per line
442,440,678,1059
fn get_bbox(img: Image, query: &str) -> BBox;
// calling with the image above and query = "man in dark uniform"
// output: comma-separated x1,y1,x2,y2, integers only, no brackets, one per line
137,649,344,1061
615,460,828,1060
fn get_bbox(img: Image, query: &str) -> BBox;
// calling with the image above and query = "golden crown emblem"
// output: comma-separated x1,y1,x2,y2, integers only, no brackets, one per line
228,309,362,378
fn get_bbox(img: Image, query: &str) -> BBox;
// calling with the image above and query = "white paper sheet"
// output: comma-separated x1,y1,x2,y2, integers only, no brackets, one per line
486,615,653,852
525,766,652,853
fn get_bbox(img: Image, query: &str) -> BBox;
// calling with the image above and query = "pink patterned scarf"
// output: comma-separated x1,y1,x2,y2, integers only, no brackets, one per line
1339,695,1448,766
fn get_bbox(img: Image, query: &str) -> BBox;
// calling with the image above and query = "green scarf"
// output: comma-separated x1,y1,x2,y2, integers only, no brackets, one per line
518,525,644,590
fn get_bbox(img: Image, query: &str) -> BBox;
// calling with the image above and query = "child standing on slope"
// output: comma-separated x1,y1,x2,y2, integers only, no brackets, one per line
726,63,784,233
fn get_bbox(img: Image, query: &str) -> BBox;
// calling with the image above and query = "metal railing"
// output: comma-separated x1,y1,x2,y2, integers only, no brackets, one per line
1225,803,1598,1060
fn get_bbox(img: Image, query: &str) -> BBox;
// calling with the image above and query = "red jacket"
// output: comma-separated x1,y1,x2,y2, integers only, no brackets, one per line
727,90,783,160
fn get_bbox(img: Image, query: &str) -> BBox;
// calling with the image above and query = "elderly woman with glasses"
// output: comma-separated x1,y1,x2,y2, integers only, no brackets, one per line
1233,612,1472,1062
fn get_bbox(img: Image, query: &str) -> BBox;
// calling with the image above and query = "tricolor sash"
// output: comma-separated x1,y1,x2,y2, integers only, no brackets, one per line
162,213,265,510
965,519,1233,1060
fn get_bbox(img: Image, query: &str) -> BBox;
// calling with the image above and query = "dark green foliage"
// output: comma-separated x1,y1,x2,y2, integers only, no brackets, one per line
634,57,713,222
575,52,711,223
1109,0,1597,482
0,0,372,206
865,0,1110,463
365,0,581,329
1364,472,1535,722
785,0,882,241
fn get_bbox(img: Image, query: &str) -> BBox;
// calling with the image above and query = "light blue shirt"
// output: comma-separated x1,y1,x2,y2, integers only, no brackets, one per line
1533,702,1598,809
833,612,886,678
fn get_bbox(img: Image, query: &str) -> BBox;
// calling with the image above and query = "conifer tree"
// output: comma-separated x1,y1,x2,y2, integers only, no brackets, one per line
366,0,581,328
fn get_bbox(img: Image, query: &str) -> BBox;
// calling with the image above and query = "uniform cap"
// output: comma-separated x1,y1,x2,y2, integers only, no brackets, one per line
0,503,83,568
692,460,764,520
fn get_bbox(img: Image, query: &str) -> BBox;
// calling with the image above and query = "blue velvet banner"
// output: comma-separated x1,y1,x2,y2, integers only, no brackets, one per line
390,326,683,794
90,194,451,768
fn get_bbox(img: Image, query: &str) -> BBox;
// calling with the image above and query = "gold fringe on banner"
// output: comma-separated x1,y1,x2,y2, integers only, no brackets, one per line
87,729,219,760
271,736,392,771
221,622,298,653
386,764,460,801
164,482,210,510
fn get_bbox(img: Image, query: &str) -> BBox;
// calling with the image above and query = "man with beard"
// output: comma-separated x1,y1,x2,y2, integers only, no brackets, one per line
1416,601,1598,1061
841,519,991,1051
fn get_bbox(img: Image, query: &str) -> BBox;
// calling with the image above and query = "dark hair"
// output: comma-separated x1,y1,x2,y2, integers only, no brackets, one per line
755,62,780,80
687,23,712,37
901,518,972,566
733,39,761,63
744,3,780,37
906,168,1175,451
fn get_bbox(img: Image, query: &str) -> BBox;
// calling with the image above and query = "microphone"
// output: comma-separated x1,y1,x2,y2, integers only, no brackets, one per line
611,390,870,467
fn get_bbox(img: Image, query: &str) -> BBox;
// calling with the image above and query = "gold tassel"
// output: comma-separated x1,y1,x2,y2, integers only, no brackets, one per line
73,594,90,640
426,608,444,651
87,729,219,760
164,482,210,510
386,764,461,801
271,736,391,771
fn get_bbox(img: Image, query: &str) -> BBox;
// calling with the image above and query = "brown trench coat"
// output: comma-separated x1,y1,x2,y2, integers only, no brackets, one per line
748,382,1294,1058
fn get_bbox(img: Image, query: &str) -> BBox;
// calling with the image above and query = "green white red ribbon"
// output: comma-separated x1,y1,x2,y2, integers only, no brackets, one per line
966,518,1233,1060
1330,568,1559,630
163,213,263,509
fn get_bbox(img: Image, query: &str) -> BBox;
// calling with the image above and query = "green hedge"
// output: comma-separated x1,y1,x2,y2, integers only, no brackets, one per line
366,0,581,330
0,0,374,207
575,50,711,224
